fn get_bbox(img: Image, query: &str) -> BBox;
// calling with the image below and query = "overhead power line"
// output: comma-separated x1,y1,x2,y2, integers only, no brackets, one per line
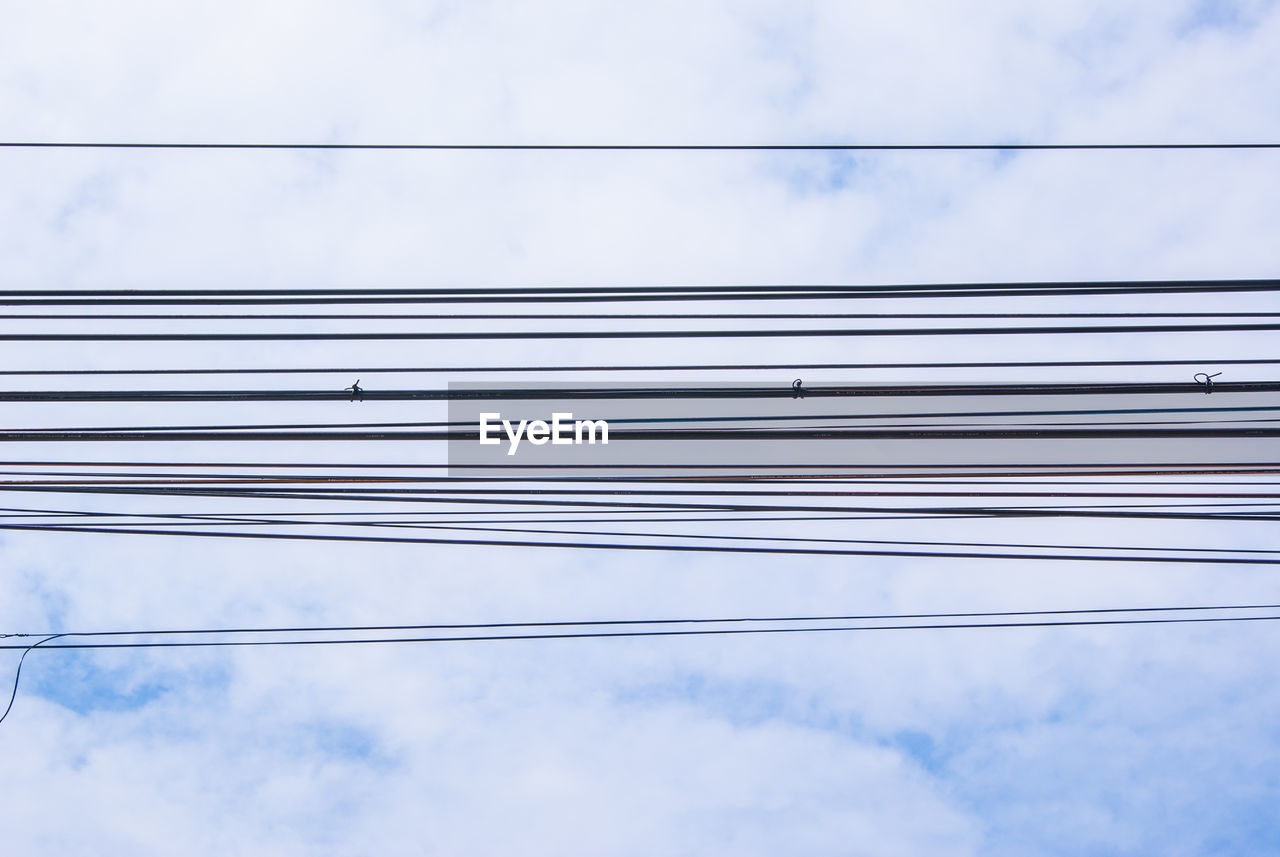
0,380,1276,402
0,322,1276,341
6,311,1280,321
1,519,1277,557
10,601,1280,639
1,279,1279,304
4,141,1280,151
0,358,1276,376
4,612,1279,651
4,603,1277,724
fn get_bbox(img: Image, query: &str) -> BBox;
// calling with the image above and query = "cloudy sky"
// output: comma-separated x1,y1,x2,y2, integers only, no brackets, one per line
2,1,1280,854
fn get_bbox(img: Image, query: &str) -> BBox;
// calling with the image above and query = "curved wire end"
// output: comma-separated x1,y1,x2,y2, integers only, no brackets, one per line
1193,371,1223,394
0,634,64,727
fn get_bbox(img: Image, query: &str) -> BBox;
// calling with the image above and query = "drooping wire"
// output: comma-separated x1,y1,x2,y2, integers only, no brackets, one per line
0,634,63,726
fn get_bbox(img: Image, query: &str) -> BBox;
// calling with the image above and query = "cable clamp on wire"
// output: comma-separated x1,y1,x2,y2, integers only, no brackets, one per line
345,379,364,402
1193,372,1222,394
792,378,805,399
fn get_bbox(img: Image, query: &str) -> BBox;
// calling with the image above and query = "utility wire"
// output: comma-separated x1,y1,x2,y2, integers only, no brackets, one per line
0,519,1276,556
0,634,62,726
5,141,1280,150
4,311,1280,320
21,515,1280,557
4,614,1279,651
7,602,1280,640
0,279,1278,304
5,610,1276,725
0,358,1274,376
0,322,1278,341
0,380,1276,402
2,426,1278,441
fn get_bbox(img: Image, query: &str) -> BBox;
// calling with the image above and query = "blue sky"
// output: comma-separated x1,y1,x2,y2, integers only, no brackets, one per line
2,1,1280,854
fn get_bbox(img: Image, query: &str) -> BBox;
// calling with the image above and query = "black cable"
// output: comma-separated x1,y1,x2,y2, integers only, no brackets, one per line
365,519,1280,554
8,469,1280,488
2,480,1276,501
5,141,1280,150
0,279,1279,304
0,321,1277,340
0,459,1273,475
14,402,1280,434
4,614,1280,652
5,310,1280,320
22,508,1274,555
0,634,62,726
0,358,1277,376
0,380,1276,403
1,520,1277,558
2,426,1279,441
8,602,1280,639
8,607,1277,724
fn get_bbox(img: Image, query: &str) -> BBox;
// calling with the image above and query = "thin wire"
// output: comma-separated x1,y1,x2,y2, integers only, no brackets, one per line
9,602,1280,639
5,141,1280,150
4,614,1280,651
1,520,1276,559
0,634,62,726
17,507,1273,555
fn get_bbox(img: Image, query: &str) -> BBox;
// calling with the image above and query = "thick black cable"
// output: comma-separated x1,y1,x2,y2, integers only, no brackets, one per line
8,141,1280,150
2,426,1279,442
0,321,1278,340
1,279,1280,304
5,311,1280,320
14,401,1280,434
0,358,1277,376
0,379,1276,403
0,461,1277,482
2,480,1276,501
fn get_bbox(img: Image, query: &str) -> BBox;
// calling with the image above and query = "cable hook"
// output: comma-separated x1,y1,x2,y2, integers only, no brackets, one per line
792,378,805,399
345,379,364,402
1192,372,1221,394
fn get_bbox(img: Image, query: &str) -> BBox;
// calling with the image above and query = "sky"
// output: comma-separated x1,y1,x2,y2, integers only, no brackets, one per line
2,1,1280,854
